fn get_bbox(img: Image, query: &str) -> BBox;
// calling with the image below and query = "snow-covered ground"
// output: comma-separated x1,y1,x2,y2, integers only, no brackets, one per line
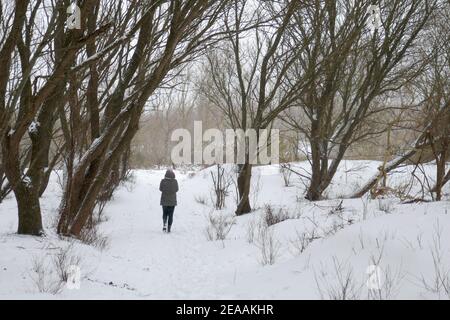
0,161,449,299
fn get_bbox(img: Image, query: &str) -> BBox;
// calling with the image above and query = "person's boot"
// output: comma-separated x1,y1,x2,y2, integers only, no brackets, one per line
163,223,167,232
167,225,171,233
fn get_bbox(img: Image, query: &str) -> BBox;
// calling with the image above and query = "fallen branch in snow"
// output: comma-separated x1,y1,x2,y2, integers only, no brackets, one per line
348,103,450,199
401,198,431,204
347,149,418,199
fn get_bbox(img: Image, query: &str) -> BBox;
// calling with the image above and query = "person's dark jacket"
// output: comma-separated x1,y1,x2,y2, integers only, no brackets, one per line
159,170,178,206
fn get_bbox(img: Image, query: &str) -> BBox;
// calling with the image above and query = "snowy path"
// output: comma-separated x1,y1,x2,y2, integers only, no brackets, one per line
86,172,247,299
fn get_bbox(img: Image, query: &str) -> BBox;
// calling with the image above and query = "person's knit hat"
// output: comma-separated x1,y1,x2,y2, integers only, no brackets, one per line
165,169,175,179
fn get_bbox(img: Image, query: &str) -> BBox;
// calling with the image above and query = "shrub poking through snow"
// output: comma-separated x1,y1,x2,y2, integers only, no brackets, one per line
194,194,208,206
264,204,290,226
188,172,196,179
420,219,450,299
314,256,363,300
30,255,64,294
205,211,235,243
30,243,82,295
54,243,82,284
210,164,232,210
79,224,110,251
255,220,281,266
289,228,320,255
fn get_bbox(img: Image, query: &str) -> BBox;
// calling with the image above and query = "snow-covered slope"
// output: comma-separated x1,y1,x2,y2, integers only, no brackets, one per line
0,161,449,299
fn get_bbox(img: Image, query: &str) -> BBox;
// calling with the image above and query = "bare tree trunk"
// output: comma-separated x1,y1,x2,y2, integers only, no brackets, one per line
15,185,43,235
433,169,450,193
433,145,448,201
236,163,252,215
306,125,324,200
67,109,141,236
2,130,45,235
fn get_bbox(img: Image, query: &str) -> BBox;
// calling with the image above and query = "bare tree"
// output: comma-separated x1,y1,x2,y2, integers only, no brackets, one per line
1,1,111,235
57,0,232,237
281,0,439,200
350,1,449,199
200,0,308,215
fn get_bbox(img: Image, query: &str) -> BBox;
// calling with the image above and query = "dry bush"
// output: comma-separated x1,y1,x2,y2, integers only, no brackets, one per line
54,243,82,283
255,221,281,266
420,220,450,299
366,242,404,300
188,172,196,179
195,194,208,206
76,202,110,251
314,257,363,300
289,228,320,256
210,164,232,210
30,256,64,294
121,170,136,193
366,264,404,300
205,211,235,244
79,224,110,251
30,243,82,295
264,204,290,227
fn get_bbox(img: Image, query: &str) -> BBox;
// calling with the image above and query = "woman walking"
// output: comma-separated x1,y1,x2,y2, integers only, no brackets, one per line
159,169,179,233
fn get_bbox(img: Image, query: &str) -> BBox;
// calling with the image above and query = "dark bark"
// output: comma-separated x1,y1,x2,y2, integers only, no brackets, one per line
306,120,325,201
15,185,43,235
432,141,448,201
433,169,450,193
0,1,30,138
235,163,252,215
68,108,141,236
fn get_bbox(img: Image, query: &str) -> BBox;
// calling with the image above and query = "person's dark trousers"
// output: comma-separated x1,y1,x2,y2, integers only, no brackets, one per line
162,206,175,232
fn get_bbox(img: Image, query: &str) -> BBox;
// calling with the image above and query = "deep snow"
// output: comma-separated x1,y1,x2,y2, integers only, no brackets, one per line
0,161,449,299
